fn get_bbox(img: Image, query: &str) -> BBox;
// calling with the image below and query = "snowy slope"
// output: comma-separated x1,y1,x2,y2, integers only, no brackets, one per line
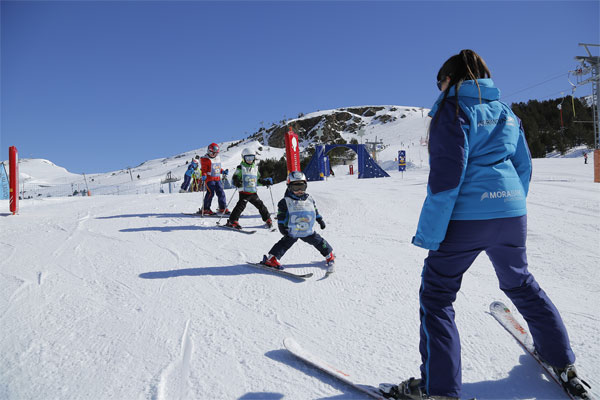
3,140,287,198
8,158,82,186
1,156,598,399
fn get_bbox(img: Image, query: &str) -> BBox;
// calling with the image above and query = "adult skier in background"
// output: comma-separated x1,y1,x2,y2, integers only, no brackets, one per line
179,156,200,193
199,143,230,215
261,172,334,271
225,148,274,230
380,50,589,400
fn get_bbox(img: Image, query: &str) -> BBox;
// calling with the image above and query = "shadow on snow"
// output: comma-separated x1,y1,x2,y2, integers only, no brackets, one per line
139,263,311,283
97,212,257,219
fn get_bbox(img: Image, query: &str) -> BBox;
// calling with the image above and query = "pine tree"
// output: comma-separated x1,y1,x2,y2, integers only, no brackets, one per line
511,97,594,157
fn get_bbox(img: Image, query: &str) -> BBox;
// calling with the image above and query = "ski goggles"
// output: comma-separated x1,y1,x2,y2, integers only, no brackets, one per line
243,155,255,163
289,181,307,192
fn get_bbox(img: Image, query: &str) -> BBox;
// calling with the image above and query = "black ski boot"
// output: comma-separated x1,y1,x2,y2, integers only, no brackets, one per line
225,220,242,230
553,364,591,399
379,378,458,400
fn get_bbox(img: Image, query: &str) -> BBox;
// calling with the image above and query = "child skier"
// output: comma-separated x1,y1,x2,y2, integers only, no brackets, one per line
191,163,203,192
261,171,335,271
199,143,230,215
179,156,200,193
226,148,274,230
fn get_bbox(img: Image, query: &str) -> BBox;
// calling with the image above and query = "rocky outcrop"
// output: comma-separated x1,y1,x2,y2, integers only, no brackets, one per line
248,106,396,148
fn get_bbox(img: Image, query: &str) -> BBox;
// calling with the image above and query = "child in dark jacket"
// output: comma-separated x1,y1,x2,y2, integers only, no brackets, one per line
261,171,334,271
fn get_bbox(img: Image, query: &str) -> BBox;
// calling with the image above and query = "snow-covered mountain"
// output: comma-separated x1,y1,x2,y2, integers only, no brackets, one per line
3,105,431,198
249,105,428,150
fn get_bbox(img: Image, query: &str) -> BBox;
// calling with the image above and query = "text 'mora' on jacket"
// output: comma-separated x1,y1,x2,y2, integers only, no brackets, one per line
412,79,532,251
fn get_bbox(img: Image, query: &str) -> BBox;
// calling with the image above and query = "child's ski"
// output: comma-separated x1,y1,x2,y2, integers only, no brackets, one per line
216,223,256,234
182,212,227,218
245,262,312,280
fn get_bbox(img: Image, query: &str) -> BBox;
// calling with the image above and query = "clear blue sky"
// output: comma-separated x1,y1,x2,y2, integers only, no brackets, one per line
1,1,598,173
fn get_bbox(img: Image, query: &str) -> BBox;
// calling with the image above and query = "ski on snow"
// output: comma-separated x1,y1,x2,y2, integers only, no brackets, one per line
489,301,592,400
245,262,313,280
282,304,593,400
182,212,230,218
283,337,385,398
216,222,256,234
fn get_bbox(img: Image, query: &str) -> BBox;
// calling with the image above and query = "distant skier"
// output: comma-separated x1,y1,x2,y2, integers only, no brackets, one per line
225,148,274,230
221,168,232,189
261,171,334,271
380,49,588,400
583,152,588,164
179,156,200,193
199,143,230,215
191,161,203,192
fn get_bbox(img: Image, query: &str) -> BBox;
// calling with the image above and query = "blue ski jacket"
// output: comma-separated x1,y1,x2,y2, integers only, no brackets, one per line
185,160,199,177
412,79,532,251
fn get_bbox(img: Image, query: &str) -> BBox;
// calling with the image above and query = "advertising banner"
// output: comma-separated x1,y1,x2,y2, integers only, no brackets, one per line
285,127,301,173
9,146,19,214
0,163,9,200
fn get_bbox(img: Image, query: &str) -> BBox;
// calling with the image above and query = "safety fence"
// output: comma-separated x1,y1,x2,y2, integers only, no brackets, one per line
18,180,167,199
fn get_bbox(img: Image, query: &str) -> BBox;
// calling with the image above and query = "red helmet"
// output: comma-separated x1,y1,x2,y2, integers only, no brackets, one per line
207,143,220,158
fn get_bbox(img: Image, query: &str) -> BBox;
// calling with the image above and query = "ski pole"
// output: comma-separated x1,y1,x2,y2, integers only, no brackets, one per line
200,181,206,219
216,187,237,225
268,185,276,215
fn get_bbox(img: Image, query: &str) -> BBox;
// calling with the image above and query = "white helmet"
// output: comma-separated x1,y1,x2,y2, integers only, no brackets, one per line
286,171,307,184
241,148,256,164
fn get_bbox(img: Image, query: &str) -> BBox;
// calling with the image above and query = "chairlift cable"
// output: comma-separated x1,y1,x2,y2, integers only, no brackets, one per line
502,71,568,100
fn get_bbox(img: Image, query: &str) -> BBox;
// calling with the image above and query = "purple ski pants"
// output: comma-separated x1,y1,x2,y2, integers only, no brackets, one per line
418,215,575,398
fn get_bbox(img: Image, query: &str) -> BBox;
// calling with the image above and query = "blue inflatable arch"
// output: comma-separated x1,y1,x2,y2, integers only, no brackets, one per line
303,144,390,181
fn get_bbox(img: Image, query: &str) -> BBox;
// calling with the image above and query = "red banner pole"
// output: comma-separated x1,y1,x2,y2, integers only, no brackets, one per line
594,149,600,183
284,127,301,173
9,146,19,215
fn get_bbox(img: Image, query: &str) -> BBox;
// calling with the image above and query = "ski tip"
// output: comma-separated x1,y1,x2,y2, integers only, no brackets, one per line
490,301,509,313
283,337,298,349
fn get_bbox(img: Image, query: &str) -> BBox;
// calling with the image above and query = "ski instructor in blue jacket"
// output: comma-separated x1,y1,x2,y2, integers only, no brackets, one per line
381,50,588,400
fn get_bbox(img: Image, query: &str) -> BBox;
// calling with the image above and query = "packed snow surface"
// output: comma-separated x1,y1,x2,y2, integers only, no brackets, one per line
1,155,598,399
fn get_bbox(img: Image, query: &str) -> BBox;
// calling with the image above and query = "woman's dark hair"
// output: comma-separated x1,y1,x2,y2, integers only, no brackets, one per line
433,49,491,123
426,49,491,151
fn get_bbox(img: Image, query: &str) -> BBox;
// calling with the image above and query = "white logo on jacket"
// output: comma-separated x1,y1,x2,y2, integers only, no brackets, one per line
480,189,524,201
